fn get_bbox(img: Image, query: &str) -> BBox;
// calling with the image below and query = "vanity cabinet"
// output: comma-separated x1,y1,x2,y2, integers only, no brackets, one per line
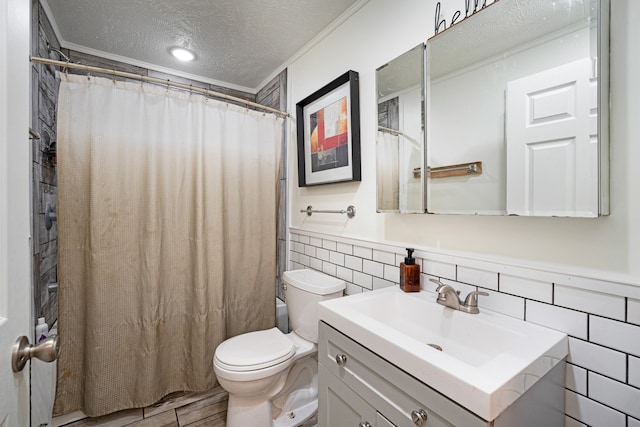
318,322,565,427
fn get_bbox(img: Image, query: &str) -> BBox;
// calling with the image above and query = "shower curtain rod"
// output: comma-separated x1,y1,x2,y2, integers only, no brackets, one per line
30,56,291,118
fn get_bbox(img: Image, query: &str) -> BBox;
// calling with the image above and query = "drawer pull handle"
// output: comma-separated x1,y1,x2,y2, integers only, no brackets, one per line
335,353,347,366
411,409,428,426
359,422,371,427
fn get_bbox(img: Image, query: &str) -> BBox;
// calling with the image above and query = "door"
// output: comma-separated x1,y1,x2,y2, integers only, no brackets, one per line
0,0,33,426
506,57,598,217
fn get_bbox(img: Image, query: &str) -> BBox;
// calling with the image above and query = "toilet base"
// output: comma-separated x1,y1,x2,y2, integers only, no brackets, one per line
272,400,317,427
226,393,273,427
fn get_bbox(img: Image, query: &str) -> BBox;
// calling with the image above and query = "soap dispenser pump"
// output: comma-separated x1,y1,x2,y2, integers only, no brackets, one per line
400,248,420,292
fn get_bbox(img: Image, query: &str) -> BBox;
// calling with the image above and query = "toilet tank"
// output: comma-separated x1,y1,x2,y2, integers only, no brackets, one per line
283,269,345,343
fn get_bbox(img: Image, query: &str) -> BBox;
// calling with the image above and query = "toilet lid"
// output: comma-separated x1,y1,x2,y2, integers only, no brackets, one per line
214,327,296,372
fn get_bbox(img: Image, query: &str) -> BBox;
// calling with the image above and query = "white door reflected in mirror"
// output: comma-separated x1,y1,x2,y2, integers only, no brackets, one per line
426,0,609,217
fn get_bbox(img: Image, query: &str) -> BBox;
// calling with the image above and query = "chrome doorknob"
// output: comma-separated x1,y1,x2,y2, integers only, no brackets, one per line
11,335,59,372
335,353,347,366
358,422,371,427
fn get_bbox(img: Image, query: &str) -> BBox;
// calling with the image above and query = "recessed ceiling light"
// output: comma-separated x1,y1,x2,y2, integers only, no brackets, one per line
170,47,195,62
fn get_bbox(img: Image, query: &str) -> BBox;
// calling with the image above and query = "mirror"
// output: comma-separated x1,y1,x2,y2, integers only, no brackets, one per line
426,0,609,217
376,44,426,213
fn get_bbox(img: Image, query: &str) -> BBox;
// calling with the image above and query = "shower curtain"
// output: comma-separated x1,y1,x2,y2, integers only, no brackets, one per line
53,74,283,417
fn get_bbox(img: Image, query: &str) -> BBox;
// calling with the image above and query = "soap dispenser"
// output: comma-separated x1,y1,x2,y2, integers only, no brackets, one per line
400,248,420,292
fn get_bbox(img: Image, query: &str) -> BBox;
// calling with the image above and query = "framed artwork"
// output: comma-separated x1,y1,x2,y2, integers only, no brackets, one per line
296,70,361,186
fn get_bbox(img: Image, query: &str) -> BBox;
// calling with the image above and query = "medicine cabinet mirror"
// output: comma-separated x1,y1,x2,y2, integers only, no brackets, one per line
376,44,426,213
426,0,610,217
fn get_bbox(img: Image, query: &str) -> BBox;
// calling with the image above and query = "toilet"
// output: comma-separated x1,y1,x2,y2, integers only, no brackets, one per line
213,269,345,427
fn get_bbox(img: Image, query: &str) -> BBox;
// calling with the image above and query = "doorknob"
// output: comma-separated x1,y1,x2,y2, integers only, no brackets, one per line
11,335,59,372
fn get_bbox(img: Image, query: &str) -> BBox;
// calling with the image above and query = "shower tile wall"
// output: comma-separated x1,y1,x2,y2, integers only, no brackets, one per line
31,0,61,331
289,229,640,427
256,69,288,301
31,0,289,329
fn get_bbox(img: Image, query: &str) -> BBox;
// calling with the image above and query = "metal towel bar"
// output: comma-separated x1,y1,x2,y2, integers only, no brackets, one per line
301,205,356,218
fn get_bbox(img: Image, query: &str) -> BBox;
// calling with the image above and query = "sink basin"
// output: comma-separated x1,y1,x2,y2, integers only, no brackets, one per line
318,286,567,421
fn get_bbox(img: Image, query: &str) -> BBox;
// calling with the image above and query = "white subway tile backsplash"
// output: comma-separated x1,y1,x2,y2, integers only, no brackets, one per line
316,248,330,261
567,338,626,381
290,251,299,263
457,266,498,291
309,237,322,247
363,259,384,278
566,363,588,395
590,316,640,357
628,298,640,326
304,244,316,257
384,265,400,283
353,246,373,260
500,275,553,303
345,282,363,295
298,235,310,244
330,251,345,266
629,417,640,427
344,255,363,272
336,266,353,283
555,285,626,321
293,242,305,254
373,249,396,265
565,389,625,427
478,289,525,320
422,259,456,280
309,257,322,271
322,239,337,251
526,301,588,339
322,262,337,277
353,271,372,290
588,372,640,419
372,277,394,290
336,242,353,255
290,233,299,242
298,254,310,267
629,356,640,388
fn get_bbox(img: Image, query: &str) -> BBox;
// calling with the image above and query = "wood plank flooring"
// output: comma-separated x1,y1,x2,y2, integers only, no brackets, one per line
53,386,318,427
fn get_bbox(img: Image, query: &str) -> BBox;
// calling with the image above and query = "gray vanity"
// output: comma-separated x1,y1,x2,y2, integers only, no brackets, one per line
317,287,567,426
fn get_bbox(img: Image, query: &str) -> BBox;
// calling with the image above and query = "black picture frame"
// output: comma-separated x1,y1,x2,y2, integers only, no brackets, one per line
296,70,361,187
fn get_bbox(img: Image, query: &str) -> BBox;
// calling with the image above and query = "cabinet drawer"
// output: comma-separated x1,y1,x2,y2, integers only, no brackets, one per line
319,322,487,427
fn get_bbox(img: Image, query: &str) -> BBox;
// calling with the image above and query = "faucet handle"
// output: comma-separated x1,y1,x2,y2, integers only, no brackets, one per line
430,278,460,294
463,291,489,307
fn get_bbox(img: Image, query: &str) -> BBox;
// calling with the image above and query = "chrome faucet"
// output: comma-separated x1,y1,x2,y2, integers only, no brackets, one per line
430,278,488,314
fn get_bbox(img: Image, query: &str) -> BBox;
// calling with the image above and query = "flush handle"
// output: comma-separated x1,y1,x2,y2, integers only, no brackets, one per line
411,409,428,426
11,335,59,372
335,353,347,367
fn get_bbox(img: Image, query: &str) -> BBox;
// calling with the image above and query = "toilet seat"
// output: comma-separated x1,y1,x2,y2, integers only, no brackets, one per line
214,327,296,375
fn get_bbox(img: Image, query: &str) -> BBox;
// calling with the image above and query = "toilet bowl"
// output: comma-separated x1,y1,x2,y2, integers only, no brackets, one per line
213,269,345,427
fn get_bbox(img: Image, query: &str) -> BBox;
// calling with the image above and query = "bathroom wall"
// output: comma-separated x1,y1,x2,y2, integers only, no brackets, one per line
287,0,640,281
286,0,640,425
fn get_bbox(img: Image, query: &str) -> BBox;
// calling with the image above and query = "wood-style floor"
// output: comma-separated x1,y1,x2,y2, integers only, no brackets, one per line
53,386,318,427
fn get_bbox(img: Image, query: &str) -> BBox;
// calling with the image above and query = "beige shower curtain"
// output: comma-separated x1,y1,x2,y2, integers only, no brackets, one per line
53,74,283,417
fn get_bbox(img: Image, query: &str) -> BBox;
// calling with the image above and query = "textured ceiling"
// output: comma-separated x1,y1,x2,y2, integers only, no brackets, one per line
42,0,361,91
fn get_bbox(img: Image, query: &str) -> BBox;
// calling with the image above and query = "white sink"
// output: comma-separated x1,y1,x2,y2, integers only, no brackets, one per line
318,286,567,421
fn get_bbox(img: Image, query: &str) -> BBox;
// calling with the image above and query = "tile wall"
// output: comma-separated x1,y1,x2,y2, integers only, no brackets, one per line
289,229,640,427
